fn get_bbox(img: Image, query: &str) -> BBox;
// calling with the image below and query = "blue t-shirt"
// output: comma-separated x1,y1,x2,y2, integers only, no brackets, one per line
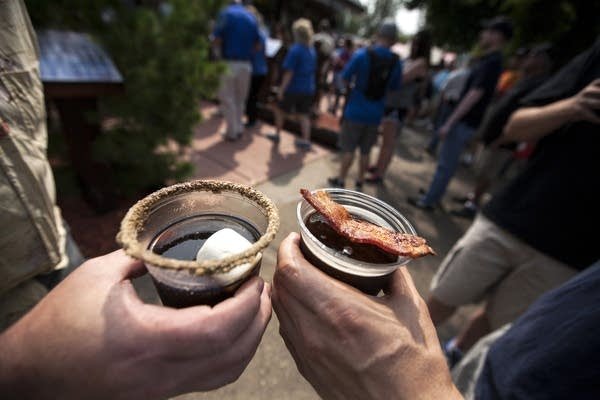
475,260,600,399
342,46,402,125
251,30,268,76
282,43,317,95
212,4,259,61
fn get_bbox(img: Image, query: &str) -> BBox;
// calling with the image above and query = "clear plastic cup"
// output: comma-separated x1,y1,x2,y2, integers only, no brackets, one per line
118,180,279,307
297,188,416,294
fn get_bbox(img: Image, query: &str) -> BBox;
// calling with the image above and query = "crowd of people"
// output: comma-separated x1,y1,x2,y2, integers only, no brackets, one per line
1,0,599,399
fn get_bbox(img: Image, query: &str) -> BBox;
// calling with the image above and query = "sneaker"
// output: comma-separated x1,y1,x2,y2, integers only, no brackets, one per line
355,180,363,191
407,196,435,211
451,195,472,204
266,132,280,143
443,338,464,369
460,153,474,167
327,177,345,188
223,133,239,142
450,201,477,219
365,174,383,185
367,165,378,174
294,138,312,150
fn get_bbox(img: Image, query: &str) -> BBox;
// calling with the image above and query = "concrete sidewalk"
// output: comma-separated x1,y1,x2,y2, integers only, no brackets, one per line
128,109,477,399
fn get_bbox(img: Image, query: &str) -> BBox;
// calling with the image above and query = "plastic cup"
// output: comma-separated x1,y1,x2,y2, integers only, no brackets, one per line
118,180,279,307
297,188,416,295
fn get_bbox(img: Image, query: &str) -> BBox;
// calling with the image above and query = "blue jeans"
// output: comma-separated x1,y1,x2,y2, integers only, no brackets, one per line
422,122,475,205
427,100,455,153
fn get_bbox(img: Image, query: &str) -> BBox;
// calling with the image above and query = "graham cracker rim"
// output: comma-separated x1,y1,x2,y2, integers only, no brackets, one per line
117,180,280,275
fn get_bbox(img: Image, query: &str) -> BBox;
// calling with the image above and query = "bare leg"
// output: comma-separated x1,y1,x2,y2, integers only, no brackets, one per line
454,306,491,352
339,152,354,182
299,115,311,142
427,296,457,326
375,119,397,177
358,152,369,183
273,106,284,136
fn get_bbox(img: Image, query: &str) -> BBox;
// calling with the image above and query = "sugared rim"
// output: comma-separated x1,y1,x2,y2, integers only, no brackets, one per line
117,180,280,275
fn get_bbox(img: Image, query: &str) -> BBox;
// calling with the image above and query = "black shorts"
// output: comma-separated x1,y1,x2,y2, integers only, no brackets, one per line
338,120,379,155
279,93,313,115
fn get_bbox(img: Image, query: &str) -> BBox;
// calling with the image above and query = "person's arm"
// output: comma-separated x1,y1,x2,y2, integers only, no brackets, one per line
277,48,296,100
402,58,427,82
211,10,227,59
503,79,600,142
272,233,463,400
341,50,360,85
278,70,293,100
439,88,483,136
0,250,271,400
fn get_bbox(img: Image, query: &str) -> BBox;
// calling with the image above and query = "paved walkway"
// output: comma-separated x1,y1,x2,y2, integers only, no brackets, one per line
189,103,330,185
60,103,477,399
131,108,477,399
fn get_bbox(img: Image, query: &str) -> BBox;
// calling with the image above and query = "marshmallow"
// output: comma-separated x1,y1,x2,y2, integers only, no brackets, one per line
196,228,253,263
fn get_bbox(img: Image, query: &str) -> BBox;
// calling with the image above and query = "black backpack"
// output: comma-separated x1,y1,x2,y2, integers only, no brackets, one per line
364,48,399,101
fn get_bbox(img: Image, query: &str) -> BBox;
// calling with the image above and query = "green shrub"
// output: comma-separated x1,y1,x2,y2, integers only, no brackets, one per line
27,0,224,193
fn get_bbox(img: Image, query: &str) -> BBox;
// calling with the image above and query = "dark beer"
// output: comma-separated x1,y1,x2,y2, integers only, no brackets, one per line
149,213,260,307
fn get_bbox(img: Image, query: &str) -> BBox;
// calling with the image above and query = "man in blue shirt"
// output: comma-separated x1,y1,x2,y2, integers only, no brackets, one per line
244,5,268,128
328,21,402,189
212,0,260,141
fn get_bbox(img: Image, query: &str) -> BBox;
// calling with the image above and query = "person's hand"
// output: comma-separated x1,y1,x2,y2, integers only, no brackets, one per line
0,250,271,400
568,78,600,124
272,233,461,400
438,122,452,139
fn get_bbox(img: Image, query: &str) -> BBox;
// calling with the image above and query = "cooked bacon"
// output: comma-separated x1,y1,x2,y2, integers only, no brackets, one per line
300,189,435,258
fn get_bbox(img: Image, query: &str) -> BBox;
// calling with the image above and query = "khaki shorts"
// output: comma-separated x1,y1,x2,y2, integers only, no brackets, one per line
430,214,577,329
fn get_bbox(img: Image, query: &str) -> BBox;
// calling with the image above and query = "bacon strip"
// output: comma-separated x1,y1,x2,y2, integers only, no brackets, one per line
301,189,435,258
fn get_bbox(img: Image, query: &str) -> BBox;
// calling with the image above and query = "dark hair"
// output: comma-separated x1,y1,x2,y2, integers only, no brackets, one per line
410,30,431,63
344,37,354,49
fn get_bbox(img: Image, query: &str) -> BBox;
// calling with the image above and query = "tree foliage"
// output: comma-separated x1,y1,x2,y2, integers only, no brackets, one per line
338,0,412,40
26,0,224,193
403,0,599,65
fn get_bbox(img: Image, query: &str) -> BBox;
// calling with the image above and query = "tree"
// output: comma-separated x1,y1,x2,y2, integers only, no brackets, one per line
403,0,600,65
364,0,405,37
26,0,224,194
